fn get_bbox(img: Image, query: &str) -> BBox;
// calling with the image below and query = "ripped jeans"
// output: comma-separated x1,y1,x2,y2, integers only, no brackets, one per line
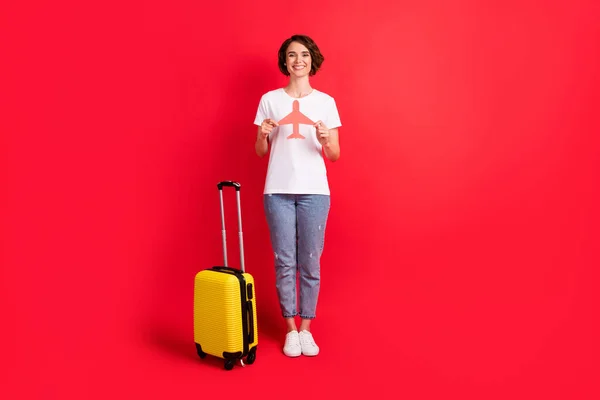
263,194,330,319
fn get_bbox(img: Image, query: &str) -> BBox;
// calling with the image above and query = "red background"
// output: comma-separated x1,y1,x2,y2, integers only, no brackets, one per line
2,0,599,398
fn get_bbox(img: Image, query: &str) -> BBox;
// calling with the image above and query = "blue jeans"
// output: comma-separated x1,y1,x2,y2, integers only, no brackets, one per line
263,194,331,319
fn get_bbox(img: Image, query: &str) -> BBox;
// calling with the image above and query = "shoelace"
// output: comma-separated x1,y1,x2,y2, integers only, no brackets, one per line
300,332,316,347
285,333,300,347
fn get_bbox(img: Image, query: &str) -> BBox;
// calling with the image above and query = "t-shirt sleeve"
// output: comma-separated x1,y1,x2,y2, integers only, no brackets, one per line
254,95,267,126
326,97,342,129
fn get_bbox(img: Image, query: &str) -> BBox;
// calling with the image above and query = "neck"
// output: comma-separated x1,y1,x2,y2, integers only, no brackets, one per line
285,76,312,98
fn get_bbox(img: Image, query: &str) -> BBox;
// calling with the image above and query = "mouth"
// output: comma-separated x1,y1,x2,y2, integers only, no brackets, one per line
292,65,306,71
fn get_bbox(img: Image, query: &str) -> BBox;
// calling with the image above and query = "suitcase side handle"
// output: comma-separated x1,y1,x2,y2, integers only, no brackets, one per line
247,300,255,344
217,181,245,272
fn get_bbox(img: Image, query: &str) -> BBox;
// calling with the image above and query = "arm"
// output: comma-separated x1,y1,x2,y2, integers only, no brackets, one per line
255,125,269,157
255,119,278,157
321,98,342,161
314,121,340,162
322,128,340,161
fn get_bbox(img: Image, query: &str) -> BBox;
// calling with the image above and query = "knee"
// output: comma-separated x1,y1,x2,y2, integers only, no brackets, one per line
300,263,320,280
274,250,296,266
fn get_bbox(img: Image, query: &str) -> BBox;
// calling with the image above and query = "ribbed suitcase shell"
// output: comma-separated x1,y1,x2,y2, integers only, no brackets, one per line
193,269,258,358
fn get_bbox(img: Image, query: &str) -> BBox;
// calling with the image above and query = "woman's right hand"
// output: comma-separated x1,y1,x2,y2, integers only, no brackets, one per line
259,118,279,140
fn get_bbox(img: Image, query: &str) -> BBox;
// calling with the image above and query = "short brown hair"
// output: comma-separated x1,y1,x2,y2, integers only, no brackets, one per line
277,34,325,76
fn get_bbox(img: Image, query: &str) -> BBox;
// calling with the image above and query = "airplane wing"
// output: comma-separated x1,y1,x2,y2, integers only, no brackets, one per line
278,111,314,125
296,112,314,125
278,113,294,125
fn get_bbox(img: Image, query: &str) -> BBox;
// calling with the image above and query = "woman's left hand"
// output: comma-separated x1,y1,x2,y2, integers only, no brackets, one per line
314,121,330,147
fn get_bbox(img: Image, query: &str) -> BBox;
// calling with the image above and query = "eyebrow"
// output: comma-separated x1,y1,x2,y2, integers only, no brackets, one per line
288,51,310,55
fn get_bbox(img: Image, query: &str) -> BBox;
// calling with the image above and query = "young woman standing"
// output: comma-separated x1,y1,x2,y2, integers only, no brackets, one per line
254,34,342,357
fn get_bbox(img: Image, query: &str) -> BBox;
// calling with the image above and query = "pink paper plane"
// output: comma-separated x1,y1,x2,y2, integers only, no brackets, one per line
278,100,314,139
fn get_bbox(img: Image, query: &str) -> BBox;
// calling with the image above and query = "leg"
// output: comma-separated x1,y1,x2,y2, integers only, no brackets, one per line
263,194,298,320
296,194,330,322
264,194,302,358
285,317,297,333
296,195,330,356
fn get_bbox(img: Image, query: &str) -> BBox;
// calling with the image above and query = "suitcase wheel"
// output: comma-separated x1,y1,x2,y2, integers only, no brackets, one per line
246,347,257,365
224,359,235,371
195,343,206,359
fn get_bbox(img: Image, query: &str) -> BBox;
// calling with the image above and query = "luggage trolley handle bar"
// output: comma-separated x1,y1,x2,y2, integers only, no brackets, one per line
217,181,245,273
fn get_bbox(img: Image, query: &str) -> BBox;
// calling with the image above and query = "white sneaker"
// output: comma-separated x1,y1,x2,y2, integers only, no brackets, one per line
299,330,319,356
283,331,301,357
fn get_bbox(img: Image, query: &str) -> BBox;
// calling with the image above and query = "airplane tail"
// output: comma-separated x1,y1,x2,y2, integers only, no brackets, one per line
287,132,305,139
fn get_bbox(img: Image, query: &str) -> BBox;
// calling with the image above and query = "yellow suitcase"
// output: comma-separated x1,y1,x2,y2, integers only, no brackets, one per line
193,181,258,370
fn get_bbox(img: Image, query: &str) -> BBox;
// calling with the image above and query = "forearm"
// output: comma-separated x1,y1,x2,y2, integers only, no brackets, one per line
255,136,269,157
322,142,340,162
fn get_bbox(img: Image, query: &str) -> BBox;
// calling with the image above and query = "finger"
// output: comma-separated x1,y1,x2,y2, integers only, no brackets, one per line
314,120,328,129
267,118,279,127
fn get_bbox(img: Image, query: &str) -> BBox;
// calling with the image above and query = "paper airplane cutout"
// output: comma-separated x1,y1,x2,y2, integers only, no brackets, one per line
278,100,314,139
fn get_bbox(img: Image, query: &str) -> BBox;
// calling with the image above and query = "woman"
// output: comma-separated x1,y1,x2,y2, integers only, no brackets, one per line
253,34,342,357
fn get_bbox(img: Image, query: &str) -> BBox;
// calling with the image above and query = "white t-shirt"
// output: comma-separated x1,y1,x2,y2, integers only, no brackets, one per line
254,88,342,195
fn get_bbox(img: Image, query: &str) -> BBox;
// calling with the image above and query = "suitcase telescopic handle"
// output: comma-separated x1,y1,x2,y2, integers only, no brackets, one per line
217,181,241,191
217,181,245,272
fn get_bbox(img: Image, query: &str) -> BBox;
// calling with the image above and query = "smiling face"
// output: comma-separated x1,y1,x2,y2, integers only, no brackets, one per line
277,35,324,77
286,41,312,78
